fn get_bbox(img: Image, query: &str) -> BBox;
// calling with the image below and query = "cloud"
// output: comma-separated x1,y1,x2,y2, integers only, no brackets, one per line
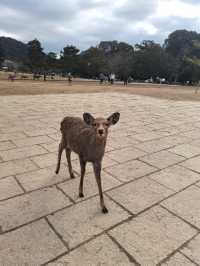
114,0,158,20
156,0,200,18
0,0,199,52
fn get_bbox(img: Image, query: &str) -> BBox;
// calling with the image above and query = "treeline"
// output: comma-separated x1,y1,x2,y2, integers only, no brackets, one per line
0,37,28,62
1,29,200,83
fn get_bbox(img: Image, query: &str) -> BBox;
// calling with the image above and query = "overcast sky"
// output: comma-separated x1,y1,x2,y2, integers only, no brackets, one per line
0,0,199,52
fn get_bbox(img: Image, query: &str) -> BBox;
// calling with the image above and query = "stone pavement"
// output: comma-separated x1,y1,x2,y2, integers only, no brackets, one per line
0,93,200,265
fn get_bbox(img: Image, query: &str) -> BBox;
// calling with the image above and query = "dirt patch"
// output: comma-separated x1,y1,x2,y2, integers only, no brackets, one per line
0,79,200,101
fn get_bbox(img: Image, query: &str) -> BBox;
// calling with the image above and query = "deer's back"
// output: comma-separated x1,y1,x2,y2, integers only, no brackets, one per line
60,117,91,154
61,117,85,132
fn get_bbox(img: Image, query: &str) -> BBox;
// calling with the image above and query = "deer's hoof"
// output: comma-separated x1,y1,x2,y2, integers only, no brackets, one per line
102,207,108,214
79,192,84,198
70,173,75,179
55,170,58,174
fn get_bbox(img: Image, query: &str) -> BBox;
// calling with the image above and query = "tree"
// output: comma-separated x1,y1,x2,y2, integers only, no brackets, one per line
164,30,200,82
132,40,175,80
0,43,4,67
26,39,45,73
44,52,58,73
164,30,200,59
179,40,200,83
61,45,79,58
98,41,119,54
60,45,79,74
106,42,134,77
47,52,57,59
78,47,108,78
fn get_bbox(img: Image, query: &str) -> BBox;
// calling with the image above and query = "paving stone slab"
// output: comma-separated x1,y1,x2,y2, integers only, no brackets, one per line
162,252,196,266
47,196,130,249
32,150,78,169
140,150,185,169
163,135,192,146
31,152,58,168
135,138,174,153
110,129,131,139
135,135,189,154
190,139,200,147
0,125,28,134
106,136,139,149
0,132,27,142
41,141,59,152
195,180,200,188
182,234,200,265
134,131,162,142
147,122,168,130
0,159,38,179
181,155,200,173
169,143,200,158
0,186,71,231
12,135,53,147
106,146,146,163
24,127,57,137
105,159,157,182
154,127,181,137
0,145,47,161
0,219,67,266
149,165,200,192
0,176,23,200
110,206,197,266
180,129,200,140
107,177,173,214
161,186,200,229
16,164,70,191
47,234,135,266
58,170,121,201
0,141,16,151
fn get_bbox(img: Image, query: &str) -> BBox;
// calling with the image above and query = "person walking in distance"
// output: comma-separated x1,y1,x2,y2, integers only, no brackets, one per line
99,73,105,84
110,73,115,85
123,72,128,86
68,72,72,85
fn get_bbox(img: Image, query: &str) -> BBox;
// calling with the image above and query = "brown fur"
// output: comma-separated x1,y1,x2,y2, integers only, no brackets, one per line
55,112,120,213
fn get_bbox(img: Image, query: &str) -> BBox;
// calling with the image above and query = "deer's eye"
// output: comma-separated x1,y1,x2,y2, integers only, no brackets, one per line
105,122,109,127
93,123,97,127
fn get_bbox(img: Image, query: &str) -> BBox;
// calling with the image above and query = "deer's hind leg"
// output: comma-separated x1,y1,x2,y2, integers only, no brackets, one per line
55,137,65,174
65,148,75,179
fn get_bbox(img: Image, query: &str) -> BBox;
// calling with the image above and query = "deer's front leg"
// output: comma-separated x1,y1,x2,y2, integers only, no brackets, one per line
79,156,86,197
93,161,108,213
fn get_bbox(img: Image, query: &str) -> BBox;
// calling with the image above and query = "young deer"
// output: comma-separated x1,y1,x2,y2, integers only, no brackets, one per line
55,112,120,213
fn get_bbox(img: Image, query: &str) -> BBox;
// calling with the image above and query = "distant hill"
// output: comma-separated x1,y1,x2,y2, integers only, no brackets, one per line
0,37,28,62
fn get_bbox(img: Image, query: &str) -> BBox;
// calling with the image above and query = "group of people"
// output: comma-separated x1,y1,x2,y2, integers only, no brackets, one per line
99,73,116,85
99,73,115,84
99,72,132,86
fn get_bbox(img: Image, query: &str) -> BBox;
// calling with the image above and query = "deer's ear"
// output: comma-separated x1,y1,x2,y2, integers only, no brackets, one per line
107,112,120,125
83,113,95,125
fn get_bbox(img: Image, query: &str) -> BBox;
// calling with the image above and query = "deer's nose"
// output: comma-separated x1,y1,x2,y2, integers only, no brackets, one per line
98,129,104,135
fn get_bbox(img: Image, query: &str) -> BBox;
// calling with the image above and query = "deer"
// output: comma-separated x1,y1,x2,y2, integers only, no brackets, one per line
55,112,120,213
